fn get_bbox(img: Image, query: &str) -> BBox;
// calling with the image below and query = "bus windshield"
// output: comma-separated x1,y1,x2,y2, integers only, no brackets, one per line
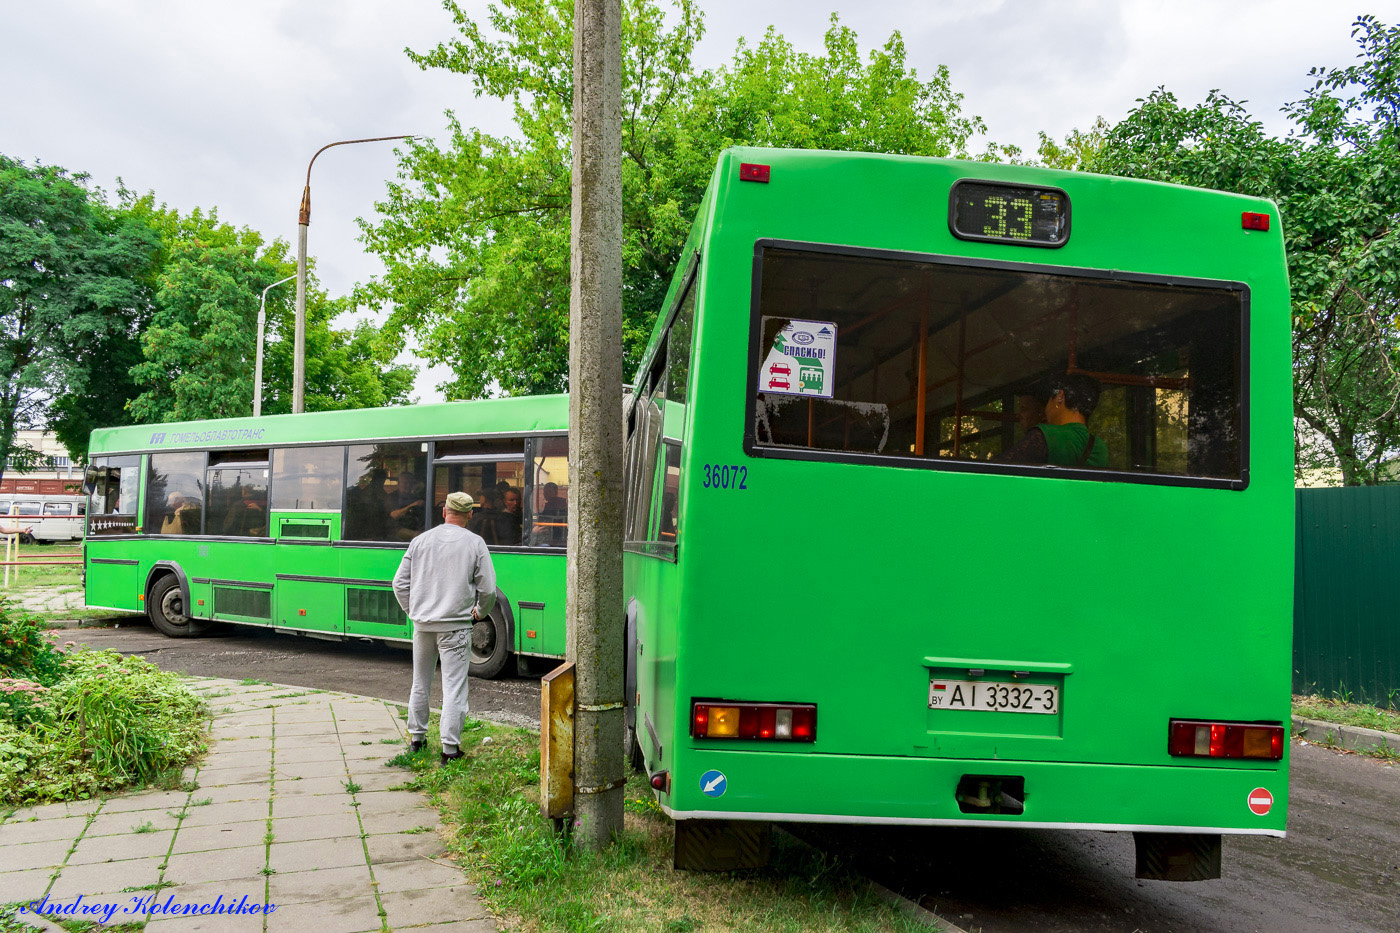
750,245,1244,484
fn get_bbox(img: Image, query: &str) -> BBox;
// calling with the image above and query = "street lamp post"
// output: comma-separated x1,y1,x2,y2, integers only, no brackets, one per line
293,134,414,413
255,274,297,417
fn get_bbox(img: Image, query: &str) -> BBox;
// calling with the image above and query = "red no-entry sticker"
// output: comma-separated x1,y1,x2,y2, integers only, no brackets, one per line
1248,787,1274,815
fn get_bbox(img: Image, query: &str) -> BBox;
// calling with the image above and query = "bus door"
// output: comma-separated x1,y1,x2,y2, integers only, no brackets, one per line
269,445,345,635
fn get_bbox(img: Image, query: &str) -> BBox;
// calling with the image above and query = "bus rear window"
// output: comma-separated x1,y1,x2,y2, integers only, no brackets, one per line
749,245,1244,485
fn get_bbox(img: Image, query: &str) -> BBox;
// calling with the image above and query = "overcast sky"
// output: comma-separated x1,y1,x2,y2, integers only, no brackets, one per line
5,0,1396,402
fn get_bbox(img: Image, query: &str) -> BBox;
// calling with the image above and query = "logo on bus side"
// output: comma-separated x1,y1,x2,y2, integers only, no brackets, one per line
145,428,267,446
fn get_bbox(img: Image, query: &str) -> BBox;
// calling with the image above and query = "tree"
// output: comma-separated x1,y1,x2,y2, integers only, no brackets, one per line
121,197,416,427
357,0,998,398
1088,16,1400,484
0,156,158,481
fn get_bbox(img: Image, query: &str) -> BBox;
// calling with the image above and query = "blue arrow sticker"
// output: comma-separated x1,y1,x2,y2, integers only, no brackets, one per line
699,769,727,798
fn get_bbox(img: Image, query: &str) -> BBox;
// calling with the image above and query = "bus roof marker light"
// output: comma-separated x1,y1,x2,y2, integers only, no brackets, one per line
1242,211,1270,231
739,163,770,183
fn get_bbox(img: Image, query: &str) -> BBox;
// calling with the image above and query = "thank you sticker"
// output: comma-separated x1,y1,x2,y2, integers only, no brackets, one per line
760,318,836,398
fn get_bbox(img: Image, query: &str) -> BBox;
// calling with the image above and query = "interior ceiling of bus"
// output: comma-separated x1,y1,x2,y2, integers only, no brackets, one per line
761,249,1237,413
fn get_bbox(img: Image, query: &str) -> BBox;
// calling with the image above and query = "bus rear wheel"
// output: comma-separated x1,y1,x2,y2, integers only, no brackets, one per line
148,575,204,638
469,611,511,679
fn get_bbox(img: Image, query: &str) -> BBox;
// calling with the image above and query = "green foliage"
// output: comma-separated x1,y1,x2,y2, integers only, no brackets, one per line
395,715,928,931
122,196,416,424
1089,16,1400,484
358,0,996,398
0,648,207,806
0,599,69,687
0,156,159,476
1036,116,1110,171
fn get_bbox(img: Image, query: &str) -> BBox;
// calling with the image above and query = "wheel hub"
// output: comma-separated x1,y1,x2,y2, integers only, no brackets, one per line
471,618,496,659
161,588,189,625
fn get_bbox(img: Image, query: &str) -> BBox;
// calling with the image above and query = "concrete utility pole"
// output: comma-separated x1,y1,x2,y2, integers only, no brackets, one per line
566,0,624,850
293,135,413,413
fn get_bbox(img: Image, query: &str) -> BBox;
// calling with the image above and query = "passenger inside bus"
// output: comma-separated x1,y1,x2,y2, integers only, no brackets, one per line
221,485,267,537
388,470,426,540
160,492,200,535
469,489,501,544
500,487,523,545
996,373,1108,468
343,467,387,539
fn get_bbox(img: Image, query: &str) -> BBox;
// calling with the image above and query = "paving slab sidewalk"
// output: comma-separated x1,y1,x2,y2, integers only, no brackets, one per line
0,678,495,933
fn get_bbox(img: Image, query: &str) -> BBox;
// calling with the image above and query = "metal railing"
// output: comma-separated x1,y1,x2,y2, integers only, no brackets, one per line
2,510,84,588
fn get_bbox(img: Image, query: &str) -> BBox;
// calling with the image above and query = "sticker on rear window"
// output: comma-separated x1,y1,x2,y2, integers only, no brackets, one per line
759,318,836,398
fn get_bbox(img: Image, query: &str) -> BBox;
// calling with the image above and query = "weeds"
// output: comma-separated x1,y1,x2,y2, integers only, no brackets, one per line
1,607,208,807
1294,694,1400,734
131,820,156,834
398,714,928,932
343,780,362,794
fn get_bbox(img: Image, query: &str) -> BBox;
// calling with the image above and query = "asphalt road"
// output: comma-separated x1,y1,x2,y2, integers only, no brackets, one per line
69,615,1400,932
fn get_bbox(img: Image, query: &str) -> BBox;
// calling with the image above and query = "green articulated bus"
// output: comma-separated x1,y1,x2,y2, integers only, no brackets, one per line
84,395,572,677
622,147,1292,878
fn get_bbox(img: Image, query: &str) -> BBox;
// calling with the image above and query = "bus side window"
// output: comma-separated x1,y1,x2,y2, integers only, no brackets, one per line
646,441,682,557
625,350,666,544
147,451,207,536
271,446,346,513
528,436,569,548
345,443,428,542
207,449,271,538
430,438,526,545
87,455,141,535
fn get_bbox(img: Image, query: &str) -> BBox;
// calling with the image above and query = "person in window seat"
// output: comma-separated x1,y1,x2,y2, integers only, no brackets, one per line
996,373,1107,468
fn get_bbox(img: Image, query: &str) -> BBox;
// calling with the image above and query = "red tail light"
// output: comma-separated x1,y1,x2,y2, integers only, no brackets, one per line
691,700,816,742
1169,720,1284,760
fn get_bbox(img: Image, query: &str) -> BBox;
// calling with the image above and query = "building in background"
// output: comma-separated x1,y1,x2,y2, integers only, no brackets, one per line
0,431,82,496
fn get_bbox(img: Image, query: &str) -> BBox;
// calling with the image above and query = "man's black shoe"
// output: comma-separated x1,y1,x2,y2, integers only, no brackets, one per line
410,739,426,753
441,749,465,765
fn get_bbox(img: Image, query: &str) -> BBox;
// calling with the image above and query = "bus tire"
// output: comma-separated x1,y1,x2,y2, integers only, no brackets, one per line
148,574,205,638
469,607,512,679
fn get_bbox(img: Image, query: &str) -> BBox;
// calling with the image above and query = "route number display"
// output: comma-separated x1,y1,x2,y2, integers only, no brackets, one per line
950,180,1070,248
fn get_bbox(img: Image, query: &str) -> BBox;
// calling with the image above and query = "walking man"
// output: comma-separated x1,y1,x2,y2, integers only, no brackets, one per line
393,491,497,763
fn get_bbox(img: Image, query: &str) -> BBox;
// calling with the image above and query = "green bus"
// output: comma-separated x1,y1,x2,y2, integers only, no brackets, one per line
84,395,572,677
623,148,1291,878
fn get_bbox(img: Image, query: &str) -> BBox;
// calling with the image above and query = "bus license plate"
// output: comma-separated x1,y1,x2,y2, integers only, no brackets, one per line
928,679,1059,714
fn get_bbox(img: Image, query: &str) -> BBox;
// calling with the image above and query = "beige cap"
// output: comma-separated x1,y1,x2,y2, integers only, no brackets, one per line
445,491,475,513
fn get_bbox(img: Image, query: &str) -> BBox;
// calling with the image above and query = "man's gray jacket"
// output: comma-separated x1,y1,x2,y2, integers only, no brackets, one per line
392,523,497,632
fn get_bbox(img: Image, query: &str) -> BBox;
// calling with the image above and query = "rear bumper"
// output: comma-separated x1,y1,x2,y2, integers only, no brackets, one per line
662,748,1287,837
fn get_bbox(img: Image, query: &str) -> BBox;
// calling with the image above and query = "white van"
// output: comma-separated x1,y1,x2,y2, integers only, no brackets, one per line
0,494,86,543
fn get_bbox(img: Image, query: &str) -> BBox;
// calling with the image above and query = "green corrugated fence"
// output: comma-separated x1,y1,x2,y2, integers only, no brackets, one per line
1294,485,1400,705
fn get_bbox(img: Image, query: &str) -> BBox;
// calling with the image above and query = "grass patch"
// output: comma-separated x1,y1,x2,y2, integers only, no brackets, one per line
395,716,926,932
0,542,84,589
1293,694,1400,734
237,678,272,687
